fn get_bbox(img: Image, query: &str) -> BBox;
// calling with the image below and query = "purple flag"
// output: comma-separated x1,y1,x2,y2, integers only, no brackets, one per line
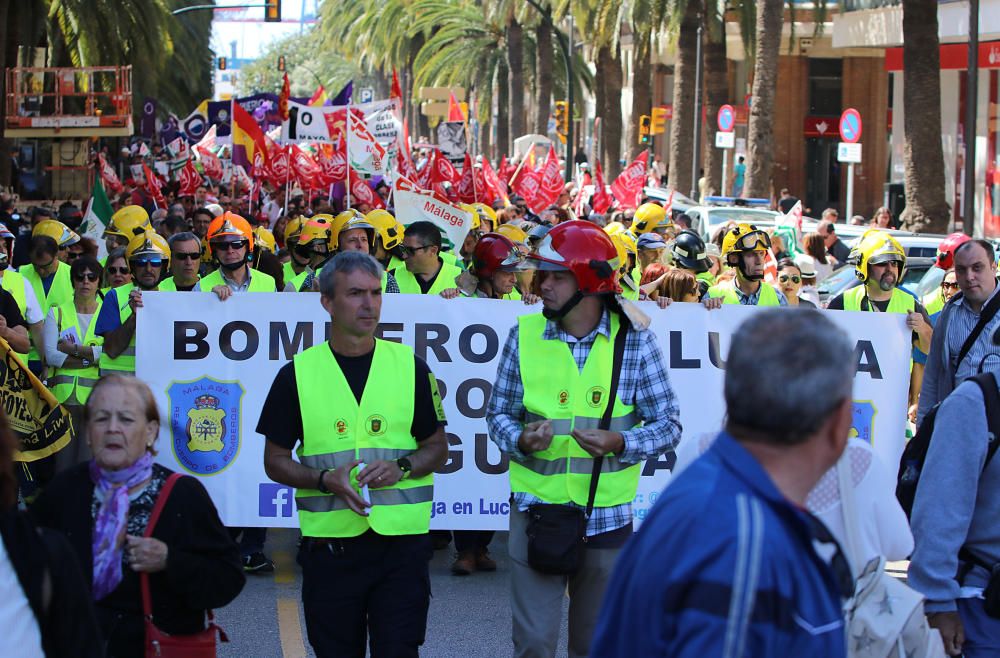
329,81,353,106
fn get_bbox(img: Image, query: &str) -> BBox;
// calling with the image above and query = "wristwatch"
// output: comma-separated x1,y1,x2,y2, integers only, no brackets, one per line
396,457,413,480
317,468,332,494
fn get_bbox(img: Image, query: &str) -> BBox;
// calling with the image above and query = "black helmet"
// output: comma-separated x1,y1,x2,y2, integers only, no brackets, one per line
670,229,711,273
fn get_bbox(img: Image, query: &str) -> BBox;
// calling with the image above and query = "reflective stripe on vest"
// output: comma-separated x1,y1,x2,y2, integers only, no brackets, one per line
843,286,915,314
51,299,104,404
198,267,277,293
2,270,29,361
391,260,463,295
708,281,780,306
294,339,430,537
98,283,135,374
21,262,73,362
513,312,641,507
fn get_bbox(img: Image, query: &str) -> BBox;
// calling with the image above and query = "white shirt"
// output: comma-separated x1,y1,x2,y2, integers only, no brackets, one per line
43,306,102,368
0,535,45,658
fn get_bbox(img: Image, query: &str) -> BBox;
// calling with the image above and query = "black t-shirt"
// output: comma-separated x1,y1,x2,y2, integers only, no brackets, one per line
256,343,447,450
0,287,27,329
175,282,197,292
828,291,929,343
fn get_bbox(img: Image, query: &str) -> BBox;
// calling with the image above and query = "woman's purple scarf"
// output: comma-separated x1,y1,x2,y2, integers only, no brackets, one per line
89,452,154,600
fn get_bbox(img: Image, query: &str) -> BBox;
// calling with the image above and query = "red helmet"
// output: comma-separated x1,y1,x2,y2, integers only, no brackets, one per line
936,232,972,270
527,220,621,294
472,233,525,278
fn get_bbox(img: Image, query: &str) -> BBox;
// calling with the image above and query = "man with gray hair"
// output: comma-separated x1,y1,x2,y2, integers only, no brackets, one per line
258,251,449,656
592,309,852,656
158,231,202,291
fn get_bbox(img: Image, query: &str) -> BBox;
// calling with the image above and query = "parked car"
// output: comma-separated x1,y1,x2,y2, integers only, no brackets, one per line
683,206,780,242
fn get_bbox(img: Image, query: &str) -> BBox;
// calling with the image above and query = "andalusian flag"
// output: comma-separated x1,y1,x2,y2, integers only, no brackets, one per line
81,178,113,260
231,100,269,173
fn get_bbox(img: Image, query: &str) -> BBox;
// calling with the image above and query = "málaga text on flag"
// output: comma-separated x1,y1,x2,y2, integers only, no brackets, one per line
394,176,473,249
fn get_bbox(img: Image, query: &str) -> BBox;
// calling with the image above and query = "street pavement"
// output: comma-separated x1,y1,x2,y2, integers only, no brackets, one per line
216,528,569,657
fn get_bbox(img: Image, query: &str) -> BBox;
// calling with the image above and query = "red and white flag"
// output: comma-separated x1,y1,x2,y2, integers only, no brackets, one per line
394,175,473,250
347,114,386,175
778,199,803,233
142,164,166,209
531,146,564,212
348,172,385,209
610,151,649,210
456,153,477,204
97,154,123,195
291,145,321,188
591,160,612,215
481,157,508,204
196,146,224,181
178,159,202,197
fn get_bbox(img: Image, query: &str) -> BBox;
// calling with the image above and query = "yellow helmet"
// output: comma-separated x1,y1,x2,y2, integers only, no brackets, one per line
472,202,497,228
126,230,170,263
365,209,404,250
607,231,637,274
495,223,528,245
33,219,80,247
853,229,906,282
329,210,363,249
253,227,277,253
459,204,482,231
283,216,304,247
721,223,771,259
299,216,333,249
105,205,151,241
630,203,670,234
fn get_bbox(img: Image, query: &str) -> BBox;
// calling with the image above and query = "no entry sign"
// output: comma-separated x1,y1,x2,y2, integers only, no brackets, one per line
718,105,735,133
839,109,862,144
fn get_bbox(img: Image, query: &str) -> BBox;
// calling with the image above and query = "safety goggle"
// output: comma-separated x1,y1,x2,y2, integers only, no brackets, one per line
733,231,771,252
131,257,163,268
499,249,526,271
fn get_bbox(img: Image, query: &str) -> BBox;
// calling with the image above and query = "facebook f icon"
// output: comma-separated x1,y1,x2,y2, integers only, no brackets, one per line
259,483,294,517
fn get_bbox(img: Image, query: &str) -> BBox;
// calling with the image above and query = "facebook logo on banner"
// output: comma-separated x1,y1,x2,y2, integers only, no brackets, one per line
259,483,294,517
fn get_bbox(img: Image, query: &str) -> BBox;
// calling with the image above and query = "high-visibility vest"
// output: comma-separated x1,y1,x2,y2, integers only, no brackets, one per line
198,267,277,292
49,299,104,404
282,261,297,286
390,260,464,295
708,280,780,306
923,290,945,323
1,270,30,362
156,276,200,292
20,262,73,362
99,283,136,375
843,286,915,314
696,271,716,287
513,312,641,507
503,287,522,301
293,340,432,537
290,269,311,292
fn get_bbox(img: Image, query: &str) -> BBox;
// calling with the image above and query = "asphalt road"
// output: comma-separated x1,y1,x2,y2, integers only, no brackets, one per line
216,528,569,657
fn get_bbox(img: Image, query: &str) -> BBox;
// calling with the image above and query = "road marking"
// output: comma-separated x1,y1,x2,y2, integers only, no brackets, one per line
278,598,306,658
274,548,294,584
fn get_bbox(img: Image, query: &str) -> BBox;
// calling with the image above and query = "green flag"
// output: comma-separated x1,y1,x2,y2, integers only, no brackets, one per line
81,178,114,260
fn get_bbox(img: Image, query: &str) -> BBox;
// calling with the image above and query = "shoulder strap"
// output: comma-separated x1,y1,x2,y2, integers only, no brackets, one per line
585,318,629,519
957,293,1000,369
971,372,1000,470
140,473,184,618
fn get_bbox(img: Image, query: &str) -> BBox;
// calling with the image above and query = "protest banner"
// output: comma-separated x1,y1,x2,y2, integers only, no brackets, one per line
0,338,74,462
138,294,910,530
393,176,473,249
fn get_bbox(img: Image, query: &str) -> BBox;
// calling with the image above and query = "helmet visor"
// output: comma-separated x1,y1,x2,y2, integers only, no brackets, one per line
498,248,528,272
734,231,771,252
868,251,904,266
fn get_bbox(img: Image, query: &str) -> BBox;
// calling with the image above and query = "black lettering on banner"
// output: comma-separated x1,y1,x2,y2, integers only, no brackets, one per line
707,332,727,369
415,323,451,362
669,331,700,369
456,378,492,418
854,340,883,379
474,433,509,474
642,451,677,476
300,109,313,125
376,322,404,344
269,322,313,360
175,321,209,360
458,324,499,363
287,106,298,140
438,433,463,474
220,321,259,361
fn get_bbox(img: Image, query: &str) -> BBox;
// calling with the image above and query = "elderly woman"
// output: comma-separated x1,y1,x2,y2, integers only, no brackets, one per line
102,247,132,293
31,375,244,657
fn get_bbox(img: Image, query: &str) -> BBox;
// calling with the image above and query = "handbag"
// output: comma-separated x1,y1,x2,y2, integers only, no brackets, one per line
142,473,229,658
525,320,628,575
837,453,945,658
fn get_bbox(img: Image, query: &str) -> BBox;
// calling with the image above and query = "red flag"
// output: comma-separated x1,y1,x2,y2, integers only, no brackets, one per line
178,159,202,197
610,151,649,210
497,156,515,186
447,91,465,122
97,154,123,195
291,145,321,189
315,142,346,184
456,153,477,203
481,157,509,205
142,164,166,208
529,146,563,212
196,146,224,181
591,160,612,215
512,167,541,207
278,73,291,121
395,146,418,181
430,150,459,186
415,149,436,189
266,140,291,187
348,172,385,209
391,69,403,101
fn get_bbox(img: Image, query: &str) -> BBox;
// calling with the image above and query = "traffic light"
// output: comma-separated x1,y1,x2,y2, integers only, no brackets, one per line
651,106,669,135
217,57,227,71
265,0,281,22
277,55,286,72
638,114,651,145
554,101,569,136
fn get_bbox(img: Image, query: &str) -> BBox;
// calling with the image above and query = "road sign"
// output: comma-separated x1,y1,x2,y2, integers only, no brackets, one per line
715,131,735,148
839,109,862,144
744,94,753,108
717,105,735,133
359,87,375,104
838,142,862,163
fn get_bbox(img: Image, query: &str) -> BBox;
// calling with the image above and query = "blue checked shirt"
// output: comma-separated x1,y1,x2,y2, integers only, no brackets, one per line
487,309,682,536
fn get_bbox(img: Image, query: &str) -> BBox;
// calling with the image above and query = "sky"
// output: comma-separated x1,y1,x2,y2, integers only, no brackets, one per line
210,0,319,61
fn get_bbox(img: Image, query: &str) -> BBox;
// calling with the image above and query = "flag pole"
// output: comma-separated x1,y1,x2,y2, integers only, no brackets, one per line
283,145,291,217
346,104,352,210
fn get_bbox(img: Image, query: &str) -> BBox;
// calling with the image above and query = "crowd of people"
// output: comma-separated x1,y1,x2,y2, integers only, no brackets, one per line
0,161,998,658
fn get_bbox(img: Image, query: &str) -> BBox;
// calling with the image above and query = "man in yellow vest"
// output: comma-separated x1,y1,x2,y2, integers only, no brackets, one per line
281,216,307,285
332,215,401,293
286,216,334,293
259,251,448,656
707,223,788,308
20,233,74,374
486,220,682,657
157,232,202,291
198,212,277,299
390,221,463,297
0,222,45,369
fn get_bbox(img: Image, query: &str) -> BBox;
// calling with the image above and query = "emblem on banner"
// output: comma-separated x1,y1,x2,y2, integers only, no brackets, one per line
587,387,606,408
850,400,877,444
558,390,570,407
366,414,387,436
168,377,244,475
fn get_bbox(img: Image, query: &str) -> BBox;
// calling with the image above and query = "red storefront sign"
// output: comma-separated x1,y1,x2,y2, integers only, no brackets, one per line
885,41,1000,71
803,116,838,138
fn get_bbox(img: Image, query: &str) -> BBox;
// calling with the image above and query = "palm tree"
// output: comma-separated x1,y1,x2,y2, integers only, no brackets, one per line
533,4,555,135
507,18,527,145
667,0,699,196
742,0,782,198
701,1,728,196
627,0,654,159
900,0,950,231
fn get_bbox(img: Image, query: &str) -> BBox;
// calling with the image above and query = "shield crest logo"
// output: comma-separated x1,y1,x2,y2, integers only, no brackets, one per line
366,414,387,436
169,377,244,476
587,386,605,408
850,400,878,444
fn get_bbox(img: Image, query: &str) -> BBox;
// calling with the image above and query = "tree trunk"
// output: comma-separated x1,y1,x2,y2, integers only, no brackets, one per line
507,19,526,143
594,50,607,169
628,27,652,159
0,0,12,188
496,57,511,157
668,0,699,196
597,44,624,179
744,0,782,198
900,0,950,231
534,13,553,135
702,8,728,197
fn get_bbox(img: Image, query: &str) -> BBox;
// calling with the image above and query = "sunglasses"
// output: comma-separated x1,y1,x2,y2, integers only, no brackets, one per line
778,274,801,284
106,266,129,275
942,281,959,290
214,240,248,252
131,257,163,268
72,272,100,283
398,244,433,258
67,251,83,260
174,252,201,261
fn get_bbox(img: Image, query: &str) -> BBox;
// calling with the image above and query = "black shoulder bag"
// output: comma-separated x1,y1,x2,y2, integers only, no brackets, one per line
525,320,629,575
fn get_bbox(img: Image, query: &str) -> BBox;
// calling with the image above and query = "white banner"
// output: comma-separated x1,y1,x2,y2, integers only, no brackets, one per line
393,177,473,250
281,100,399,149
137,295,911,529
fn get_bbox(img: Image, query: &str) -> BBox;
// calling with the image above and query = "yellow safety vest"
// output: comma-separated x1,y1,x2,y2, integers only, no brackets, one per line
391,260,464,295
696,271,716,287
49,300,104,404
1,270,30,362
198,267,277,292
282,261,297,285
293,340,433,537
708,280,780,306
503,287,522,301
513,312,641,507
20,262,73,362
98,283,137,375
290,269,311,292
156,276,199,292
843,286,915,314
923,290,945,318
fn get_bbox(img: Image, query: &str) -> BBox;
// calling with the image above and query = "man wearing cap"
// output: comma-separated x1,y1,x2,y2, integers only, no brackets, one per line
636,233,666,277
707,224,788,307
198,212,277,299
